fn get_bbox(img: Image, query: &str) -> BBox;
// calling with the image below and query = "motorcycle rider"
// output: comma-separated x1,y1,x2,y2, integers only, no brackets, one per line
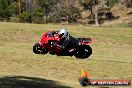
57,28,79,52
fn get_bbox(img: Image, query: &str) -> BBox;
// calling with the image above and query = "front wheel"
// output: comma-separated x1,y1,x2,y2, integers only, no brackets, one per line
33,43,48,54
74,45,92,59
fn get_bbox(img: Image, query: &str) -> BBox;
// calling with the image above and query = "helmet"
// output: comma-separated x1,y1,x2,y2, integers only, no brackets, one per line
58,28,68,40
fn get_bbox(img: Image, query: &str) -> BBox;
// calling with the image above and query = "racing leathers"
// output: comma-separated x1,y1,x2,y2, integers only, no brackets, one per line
57,34,79,51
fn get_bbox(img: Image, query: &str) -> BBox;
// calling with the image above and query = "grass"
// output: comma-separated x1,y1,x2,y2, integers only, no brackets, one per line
0,22,132,88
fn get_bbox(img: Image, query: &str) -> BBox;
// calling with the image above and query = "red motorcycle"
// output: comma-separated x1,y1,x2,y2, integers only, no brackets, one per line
33,31,92,59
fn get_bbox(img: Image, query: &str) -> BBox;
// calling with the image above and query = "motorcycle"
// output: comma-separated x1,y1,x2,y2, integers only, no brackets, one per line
33,31,92,59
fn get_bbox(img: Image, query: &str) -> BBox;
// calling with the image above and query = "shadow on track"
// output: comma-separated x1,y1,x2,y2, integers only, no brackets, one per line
0,76,71,88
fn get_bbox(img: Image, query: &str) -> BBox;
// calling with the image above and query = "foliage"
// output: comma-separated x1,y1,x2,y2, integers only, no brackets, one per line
32,7,44,23
8,1,19,16
19,12,31,22
0,0,11,20
37,0,57,17
0,0,130,24
0,0,19,21
105,0,119,7
58,6,81,23
49,14,61,23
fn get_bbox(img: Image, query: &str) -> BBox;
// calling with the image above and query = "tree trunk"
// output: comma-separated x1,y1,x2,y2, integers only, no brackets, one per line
25,0,28,12
33,0,36,8
90,9,93,20
18,0,21,15
18,0,21,22
29,0,33,23
94,5,99,26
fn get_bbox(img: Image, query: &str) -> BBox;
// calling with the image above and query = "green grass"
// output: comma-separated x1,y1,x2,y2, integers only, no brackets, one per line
0,22,132,88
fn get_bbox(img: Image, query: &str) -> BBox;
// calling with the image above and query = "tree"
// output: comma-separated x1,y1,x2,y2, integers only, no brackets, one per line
0,0,12,20
18,0,21,15
81,0,113,26
37,0,58,20
80,0,95,19
105,0,118,7
19,12,30,22
93,5,99,26
9,1,19,16
32,7,44,23
57,6,81,24
81,0,100,26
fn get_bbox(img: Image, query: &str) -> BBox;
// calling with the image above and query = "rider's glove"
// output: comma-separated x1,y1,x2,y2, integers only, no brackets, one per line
57,45,65,49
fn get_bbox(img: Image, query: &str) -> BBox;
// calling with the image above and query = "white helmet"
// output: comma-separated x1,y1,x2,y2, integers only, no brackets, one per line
58,28,68,40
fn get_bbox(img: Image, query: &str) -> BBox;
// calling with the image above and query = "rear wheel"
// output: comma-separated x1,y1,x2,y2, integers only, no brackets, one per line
74,45,92,59
33,43,48,54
